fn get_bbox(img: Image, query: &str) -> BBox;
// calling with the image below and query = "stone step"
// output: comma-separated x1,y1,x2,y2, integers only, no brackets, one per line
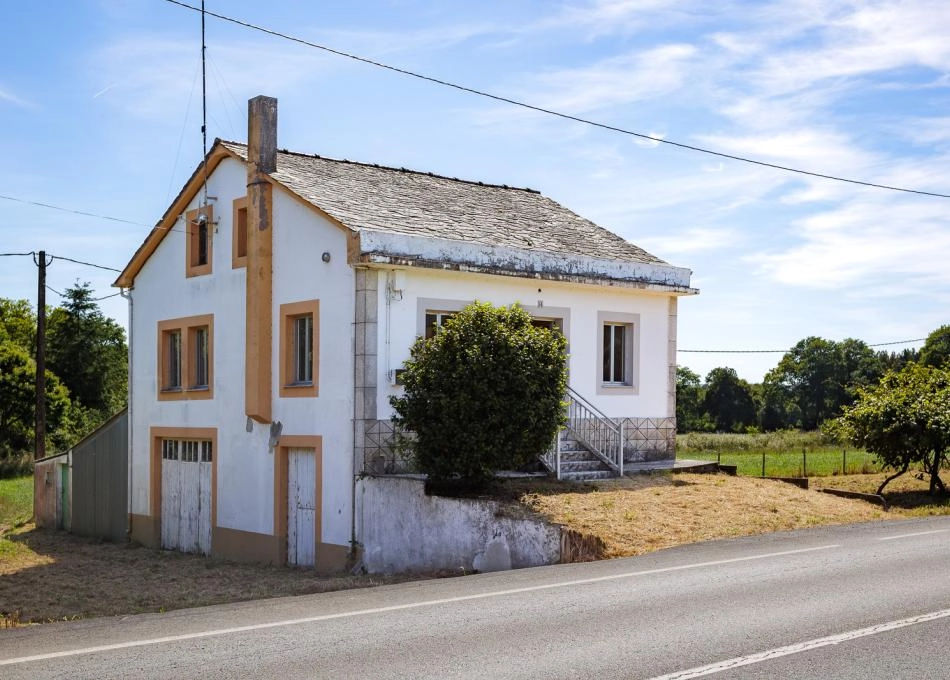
560,469,616,481
559,459,610,473
559,448,594,461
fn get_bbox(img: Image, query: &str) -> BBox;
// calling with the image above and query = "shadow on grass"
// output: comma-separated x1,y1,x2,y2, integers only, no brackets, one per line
426,473,694,502
882,488,950,512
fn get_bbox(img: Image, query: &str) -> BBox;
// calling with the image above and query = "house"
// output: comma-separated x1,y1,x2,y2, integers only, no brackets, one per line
113,95,697,570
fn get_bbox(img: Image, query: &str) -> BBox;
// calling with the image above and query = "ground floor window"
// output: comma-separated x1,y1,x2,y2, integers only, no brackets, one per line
596,311,640,395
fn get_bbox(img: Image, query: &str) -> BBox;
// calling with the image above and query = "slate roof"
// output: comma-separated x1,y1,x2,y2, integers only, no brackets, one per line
220,141,668,267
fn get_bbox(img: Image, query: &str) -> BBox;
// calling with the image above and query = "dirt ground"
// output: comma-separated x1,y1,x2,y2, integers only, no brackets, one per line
0,530,420,626
2,471,944,626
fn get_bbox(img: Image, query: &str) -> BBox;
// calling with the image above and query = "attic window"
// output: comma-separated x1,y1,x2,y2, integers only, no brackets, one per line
186,205,214,277
232,197,248,268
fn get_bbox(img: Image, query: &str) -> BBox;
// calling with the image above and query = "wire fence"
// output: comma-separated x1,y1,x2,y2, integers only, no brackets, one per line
709,448,881,478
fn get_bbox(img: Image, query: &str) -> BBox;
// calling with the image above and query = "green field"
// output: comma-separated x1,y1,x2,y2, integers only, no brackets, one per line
0,475,33,529
676,431,882,478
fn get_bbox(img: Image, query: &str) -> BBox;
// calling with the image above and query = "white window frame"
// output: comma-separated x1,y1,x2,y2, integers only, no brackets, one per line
596,311,639,395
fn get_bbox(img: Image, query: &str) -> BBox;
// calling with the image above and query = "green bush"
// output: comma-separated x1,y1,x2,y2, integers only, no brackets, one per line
391,301,567,483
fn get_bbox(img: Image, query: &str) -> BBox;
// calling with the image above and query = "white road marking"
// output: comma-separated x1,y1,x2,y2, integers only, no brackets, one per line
1,544,838,666
650,608,950,680
877,529,949,541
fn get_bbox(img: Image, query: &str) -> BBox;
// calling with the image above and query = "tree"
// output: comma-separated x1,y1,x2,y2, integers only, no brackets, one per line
767,337,883,430
0,298,35,351
47,283,127,415
834,364,950,495
0,341,72,460
391,301,567,483
675,366,708,433
702,367,756,432
756,379,799,431
919,325,950,369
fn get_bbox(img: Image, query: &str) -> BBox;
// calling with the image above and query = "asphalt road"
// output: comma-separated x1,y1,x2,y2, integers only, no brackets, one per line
5,516,950,679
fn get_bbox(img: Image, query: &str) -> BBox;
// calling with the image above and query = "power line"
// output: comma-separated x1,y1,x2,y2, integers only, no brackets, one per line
0,194,150,226
44,286,122,302
1,250,122,272
50,255,122,273
164,0,950,200
679,338,926,354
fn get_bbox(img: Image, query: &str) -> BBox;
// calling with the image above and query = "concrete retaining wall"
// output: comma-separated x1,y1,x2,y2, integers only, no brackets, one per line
356,475,561,574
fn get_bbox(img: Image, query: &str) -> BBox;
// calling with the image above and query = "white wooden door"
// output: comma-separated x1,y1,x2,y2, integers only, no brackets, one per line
161,440,212,555
287,448,316,566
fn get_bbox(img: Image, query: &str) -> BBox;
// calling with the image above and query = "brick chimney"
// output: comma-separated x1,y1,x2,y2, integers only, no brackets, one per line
245,95,277,424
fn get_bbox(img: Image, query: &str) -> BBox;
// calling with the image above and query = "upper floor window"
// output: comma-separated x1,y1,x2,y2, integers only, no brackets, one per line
232,197,248,268
280,300,319,398
163,329,182,390
185,205,214,277
158,315,214,400
191,326,210,389
292,314,313,384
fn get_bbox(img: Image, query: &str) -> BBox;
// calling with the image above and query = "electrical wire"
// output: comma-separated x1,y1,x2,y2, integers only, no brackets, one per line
0,194,150,226
49,255,122,273
163,0,950,200
678,338,926,354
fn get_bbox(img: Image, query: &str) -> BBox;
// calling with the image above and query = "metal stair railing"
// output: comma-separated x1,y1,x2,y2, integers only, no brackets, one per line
563,386,624,476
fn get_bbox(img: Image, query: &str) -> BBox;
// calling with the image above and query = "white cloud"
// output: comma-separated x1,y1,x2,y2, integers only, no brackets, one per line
519,44,698,115
0,86,34,109
751,192,950,290
639,226,739,257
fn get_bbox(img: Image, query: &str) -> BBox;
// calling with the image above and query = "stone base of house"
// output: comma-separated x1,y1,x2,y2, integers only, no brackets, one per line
355,475,562,574
620,416,676,463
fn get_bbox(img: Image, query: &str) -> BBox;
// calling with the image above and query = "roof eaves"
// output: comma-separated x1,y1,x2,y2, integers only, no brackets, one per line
354,229,694,291
113,141,240,288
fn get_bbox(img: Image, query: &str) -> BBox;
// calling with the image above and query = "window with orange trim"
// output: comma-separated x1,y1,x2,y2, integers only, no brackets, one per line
186,205,213,277
280,300,319,398
157,315,214,400
232,197,248,268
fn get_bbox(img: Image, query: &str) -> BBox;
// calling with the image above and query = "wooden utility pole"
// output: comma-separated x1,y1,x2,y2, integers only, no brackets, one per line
35,250,47,461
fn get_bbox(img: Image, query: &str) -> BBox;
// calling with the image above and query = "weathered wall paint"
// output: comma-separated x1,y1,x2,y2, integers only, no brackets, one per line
356,476,561,573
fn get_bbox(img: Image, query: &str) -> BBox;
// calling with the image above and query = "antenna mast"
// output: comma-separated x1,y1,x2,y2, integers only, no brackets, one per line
200,0,209,207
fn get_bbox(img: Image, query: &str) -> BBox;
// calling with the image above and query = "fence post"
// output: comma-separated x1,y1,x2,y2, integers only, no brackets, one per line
803,447,807,477
618,421,624,477
761,451,766,478
842,449,846,475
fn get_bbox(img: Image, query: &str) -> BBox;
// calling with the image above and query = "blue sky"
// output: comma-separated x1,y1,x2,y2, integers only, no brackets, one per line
2,0,948,382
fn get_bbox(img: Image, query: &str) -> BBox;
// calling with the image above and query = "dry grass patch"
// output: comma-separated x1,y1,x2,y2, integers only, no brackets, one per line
812,473,950,515
522,474,888,559
0,525,420,625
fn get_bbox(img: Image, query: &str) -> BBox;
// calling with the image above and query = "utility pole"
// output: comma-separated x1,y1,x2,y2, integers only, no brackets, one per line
35,250,47,461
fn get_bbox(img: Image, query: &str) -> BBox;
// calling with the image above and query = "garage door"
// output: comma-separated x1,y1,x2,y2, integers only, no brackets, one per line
161,439,212,554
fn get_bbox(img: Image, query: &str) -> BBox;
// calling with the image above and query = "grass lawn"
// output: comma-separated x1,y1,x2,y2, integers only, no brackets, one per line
676,430,882,477
0,475,33,530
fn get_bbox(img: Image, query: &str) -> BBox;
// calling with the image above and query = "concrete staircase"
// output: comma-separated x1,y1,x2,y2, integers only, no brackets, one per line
556,430,616,481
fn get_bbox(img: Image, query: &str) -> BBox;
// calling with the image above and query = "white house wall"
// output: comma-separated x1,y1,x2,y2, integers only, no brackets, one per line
271,187,355,549
373,266,675,420
128,156,354,564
